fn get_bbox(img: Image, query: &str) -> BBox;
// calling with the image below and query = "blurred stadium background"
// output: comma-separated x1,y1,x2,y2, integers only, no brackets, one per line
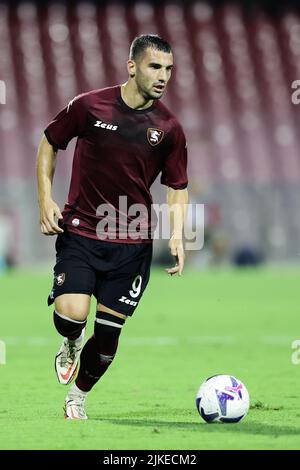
1,0,300,269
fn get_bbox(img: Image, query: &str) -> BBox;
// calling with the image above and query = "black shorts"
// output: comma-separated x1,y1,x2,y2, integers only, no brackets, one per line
47,230,153,316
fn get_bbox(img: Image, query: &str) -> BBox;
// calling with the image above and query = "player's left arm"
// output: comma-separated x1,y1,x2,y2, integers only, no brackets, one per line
165,187,189,276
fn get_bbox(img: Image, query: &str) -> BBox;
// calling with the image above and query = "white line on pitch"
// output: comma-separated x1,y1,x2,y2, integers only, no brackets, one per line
0,336,297,346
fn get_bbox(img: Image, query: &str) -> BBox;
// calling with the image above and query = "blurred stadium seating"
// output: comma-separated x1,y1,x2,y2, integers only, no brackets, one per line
0,0,300,265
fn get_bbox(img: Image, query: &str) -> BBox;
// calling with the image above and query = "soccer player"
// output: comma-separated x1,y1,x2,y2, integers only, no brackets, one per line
36,34,188,419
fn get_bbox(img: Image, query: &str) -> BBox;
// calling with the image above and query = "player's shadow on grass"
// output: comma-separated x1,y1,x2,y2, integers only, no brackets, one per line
99,417,300,436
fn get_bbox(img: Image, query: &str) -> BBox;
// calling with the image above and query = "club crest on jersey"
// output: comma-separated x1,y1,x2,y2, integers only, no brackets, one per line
147,128,164,146
55,273,65,286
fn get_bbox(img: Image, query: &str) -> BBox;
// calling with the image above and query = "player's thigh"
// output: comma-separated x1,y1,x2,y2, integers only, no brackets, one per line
96,302,127,320
55,293,91,321
96,244,152,317
48,233,97,319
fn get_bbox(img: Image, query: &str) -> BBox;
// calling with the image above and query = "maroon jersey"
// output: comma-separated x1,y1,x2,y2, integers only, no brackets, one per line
44,85,188,243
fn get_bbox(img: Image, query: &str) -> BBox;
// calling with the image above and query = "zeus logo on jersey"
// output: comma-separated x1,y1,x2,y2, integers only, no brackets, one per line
94,120,118,131
147,128,164,146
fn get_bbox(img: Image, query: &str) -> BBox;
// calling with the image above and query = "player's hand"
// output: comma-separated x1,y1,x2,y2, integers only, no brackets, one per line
39,198,64,235
165,237,185,276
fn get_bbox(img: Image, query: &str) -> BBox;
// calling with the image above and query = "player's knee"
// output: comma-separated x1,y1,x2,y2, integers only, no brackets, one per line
55,294,90,321
53,310,86,339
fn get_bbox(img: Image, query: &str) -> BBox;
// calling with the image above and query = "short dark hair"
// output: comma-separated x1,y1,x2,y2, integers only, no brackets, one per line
129,34,172,61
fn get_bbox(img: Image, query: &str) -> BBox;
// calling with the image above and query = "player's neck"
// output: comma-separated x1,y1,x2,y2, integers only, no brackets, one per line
121,82,154,111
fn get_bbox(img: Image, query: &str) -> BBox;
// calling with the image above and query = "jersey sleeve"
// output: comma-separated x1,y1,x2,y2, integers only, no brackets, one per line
44,94,88,150
160,122,188,190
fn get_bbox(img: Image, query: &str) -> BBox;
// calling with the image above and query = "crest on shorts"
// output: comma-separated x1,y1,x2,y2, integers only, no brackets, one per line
147,128,164,146
56,273,65,286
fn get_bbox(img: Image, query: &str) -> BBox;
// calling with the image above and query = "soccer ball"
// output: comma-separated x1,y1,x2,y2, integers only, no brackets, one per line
196,374,250,423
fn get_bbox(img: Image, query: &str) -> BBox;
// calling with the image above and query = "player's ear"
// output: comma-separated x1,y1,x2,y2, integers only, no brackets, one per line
127,59,136,78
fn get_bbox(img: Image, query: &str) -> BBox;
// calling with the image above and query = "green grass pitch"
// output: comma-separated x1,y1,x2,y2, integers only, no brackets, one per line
0,267,300,450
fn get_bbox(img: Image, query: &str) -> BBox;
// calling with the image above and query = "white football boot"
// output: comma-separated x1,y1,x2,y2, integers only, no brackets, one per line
55,329,85,385
64,386,88,420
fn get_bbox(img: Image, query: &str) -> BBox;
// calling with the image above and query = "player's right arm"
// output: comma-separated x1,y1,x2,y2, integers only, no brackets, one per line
36,135,64,235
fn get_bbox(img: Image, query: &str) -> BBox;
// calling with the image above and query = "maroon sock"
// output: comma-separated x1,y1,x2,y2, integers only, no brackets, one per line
75,334,119,392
